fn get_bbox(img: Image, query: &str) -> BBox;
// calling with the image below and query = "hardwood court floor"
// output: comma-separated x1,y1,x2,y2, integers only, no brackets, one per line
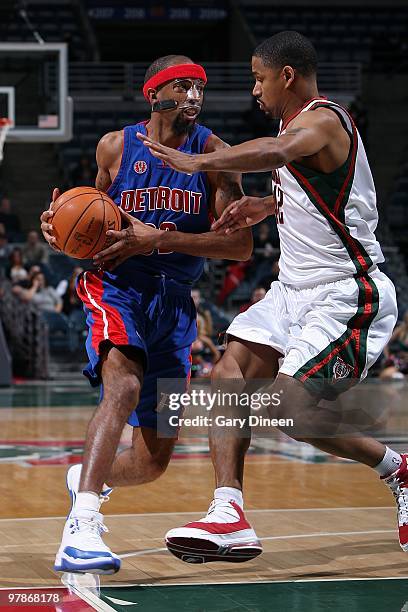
0,387,407,602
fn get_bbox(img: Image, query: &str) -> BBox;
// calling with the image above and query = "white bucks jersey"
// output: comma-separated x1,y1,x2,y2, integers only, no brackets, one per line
272,98,384,287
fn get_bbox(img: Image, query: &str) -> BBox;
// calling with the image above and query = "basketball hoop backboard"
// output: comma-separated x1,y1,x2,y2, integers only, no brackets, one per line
0,43,72,143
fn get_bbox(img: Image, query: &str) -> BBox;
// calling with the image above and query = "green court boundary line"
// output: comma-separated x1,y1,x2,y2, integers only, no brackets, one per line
2,577,408,591
0,575,408,597
102,576,408,588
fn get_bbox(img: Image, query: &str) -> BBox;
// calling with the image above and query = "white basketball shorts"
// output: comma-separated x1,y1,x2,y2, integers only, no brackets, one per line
227,269,398,395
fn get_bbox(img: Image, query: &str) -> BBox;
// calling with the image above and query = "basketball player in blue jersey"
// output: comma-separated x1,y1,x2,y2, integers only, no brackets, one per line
40,55,253,575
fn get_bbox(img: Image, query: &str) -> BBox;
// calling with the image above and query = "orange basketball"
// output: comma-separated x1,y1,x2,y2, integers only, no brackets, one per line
51,187,121,259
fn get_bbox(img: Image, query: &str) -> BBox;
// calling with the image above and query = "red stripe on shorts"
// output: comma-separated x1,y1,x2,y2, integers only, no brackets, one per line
78,271,129,353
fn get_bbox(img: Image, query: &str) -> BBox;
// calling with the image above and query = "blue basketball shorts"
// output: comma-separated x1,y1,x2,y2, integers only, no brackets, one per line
76,269,196,429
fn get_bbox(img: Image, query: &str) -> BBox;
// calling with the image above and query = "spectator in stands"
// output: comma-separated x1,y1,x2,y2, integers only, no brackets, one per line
71,155,94,186
191,314,221,378
381,311,408,378
217,260,251,306
191,288,213,337
56,266,84,315
246,221,279,286
0,231,11,259
7,247,28,284
16,271,62,313
253,222,275,258
0,197,22,240
12,264,41,294
0,232,11,279
239,286,266,313
257,258,280,288
22,230,49,267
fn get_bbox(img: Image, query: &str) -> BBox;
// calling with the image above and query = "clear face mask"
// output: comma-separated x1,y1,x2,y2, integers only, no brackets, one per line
172,79,205,106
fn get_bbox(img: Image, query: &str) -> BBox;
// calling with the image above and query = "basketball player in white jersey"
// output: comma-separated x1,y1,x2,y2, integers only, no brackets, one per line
138,32,406,564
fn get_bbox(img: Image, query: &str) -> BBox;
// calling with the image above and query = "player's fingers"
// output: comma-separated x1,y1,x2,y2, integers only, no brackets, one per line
42,230,54,243
138,136,167,154
105,229,125,239
227,204,241,217
146,147,166,160
211,216,229,231
40,209,53,222
52,187,61,203
138,136,163,152
216,219,236,234
136,132,151,143
213,218,235,234
117,207,135,224
42,232,60,250
212,207,237,230
225,223,242,235
93,241,122,262
116,209,145,228
41,222,53,234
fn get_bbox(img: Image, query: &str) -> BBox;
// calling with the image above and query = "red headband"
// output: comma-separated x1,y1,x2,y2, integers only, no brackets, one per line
143,63,207,101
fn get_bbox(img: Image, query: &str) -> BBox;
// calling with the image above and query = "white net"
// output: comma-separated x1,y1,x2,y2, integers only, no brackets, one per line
0,118,12,163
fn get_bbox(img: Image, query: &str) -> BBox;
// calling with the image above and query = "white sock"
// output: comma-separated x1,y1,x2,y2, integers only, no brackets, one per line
214,487,244,509
74,491,101,513
374,447,402,477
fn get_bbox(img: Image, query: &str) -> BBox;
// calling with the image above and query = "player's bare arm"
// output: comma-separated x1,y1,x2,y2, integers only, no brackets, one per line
211,109,349,233
94,135,253,267
137,108,345,174
95,130,123,191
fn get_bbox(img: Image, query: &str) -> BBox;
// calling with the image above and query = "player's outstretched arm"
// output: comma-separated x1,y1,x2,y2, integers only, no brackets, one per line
137,111,333,174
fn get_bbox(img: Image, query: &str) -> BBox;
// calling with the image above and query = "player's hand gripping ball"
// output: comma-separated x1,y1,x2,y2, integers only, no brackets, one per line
50,187,121,259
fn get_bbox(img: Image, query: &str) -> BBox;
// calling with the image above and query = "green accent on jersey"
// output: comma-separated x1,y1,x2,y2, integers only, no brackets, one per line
285,101,372,276
286,161,373,276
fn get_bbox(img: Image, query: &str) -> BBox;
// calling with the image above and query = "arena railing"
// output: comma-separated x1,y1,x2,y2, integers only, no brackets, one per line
68,62,362,98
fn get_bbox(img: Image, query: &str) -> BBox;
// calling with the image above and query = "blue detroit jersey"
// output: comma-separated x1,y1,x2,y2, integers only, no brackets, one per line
107,121,213,283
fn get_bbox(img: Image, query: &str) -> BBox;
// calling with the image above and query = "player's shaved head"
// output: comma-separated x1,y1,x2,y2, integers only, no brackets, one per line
144,55,194,84
254,31,317,77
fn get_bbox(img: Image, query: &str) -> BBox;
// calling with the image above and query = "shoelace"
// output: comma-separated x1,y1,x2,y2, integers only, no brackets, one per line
397,489,408,525
389,474,408,525
200,499,240,523
69,517,109,544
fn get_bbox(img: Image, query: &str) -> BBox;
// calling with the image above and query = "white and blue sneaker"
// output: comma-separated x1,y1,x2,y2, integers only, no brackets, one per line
54,509,121,574
54,464,120,575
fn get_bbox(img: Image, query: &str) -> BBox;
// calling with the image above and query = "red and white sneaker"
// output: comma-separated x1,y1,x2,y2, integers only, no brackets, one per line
165,498,262,564
383,453,408,551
